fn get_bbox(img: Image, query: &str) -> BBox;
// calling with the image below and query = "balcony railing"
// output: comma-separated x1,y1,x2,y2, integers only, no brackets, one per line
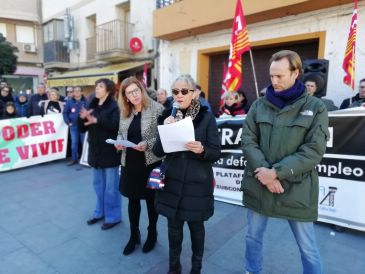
156,0,182,9
96,19,132,54
86,36,96,60
43,41,69,64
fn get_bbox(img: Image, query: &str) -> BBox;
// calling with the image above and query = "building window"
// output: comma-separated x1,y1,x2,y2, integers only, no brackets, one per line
43,20,64,42
0,23,6,37
16,25,35,44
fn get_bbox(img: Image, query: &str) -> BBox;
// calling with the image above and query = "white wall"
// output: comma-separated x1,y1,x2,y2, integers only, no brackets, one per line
42,0,155,66
1,0,38,22
158,3,365,106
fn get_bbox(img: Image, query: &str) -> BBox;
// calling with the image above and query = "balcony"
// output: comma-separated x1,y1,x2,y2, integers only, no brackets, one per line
43,41,70,69
153,0,354,41
86,36,96,61
156,0,183,9
95,19,132,62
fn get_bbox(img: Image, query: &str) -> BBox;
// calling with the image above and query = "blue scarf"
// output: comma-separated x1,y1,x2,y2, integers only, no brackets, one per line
266,80,305,109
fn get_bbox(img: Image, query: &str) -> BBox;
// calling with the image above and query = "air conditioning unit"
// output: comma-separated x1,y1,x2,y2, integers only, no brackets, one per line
23,43,37,53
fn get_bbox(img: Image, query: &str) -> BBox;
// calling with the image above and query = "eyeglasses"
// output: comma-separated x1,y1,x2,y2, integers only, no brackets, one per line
171,88,194,96
125,88,141,97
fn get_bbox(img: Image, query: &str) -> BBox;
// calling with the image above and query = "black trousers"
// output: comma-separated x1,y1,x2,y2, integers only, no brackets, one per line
168,218,205,272
128,198,158,234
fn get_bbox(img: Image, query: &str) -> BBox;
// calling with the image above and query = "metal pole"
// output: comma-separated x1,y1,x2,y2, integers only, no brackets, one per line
249,50,259,98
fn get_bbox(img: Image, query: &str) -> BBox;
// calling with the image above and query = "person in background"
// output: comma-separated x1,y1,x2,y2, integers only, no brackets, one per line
241,50,328,274
63,86,87,166
1,101,18,120
237,90,250,113
15,93,29,117
0,79,8,89
340,78,365,109
195,84,212,112
0,100,4,118
0,86,15,104
116,77,163,255
146,87,157,101
65,86,74,101
153,74,220,274
156,88,172,108
217,91,246,117
304,79,338,111
40,89,65,115
28,83,48,117
78,78,122,230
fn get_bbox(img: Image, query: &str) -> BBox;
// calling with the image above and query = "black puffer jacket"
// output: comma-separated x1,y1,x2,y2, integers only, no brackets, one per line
153,105,221,221
78,95,120,168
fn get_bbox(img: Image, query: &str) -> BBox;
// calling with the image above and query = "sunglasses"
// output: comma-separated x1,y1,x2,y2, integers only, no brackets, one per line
171,88,194,96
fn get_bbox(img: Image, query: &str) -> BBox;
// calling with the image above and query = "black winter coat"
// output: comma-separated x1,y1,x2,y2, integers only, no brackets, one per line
27,94,48,117
153,105,221,221
78,96,120,168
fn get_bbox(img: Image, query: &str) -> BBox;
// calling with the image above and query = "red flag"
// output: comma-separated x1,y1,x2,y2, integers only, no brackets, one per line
142,63,148,87
342,0,357,90
224,0,251,92
220,63,228,107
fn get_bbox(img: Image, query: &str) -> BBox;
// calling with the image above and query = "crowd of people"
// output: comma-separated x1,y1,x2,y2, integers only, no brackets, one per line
2,49,365,274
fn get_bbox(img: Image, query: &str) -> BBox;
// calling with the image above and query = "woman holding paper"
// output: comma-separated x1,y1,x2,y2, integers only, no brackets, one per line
116,76,163,255
153,74,221,274
78,78,121,230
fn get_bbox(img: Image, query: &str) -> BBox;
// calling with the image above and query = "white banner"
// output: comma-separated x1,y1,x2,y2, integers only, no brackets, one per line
0,114,68,172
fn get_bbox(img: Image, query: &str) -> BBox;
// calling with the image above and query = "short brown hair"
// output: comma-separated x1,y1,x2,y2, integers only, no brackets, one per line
118,76,150,118
270,50,303,75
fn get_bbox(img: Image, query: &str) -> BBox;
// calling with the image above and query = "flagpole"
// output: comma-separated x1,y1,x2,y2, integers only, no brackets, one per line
249,50,259,98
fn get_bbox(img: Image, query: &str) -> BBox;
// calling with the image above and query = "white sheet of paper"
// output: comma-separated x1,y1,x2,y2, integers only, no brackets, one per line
157,116,195,153
105,139,137,147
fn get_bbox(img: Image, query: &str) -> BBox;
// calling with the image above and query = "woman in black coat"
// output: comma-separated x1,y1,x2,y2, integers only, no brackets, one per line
78,78,121,230
153,74,220,274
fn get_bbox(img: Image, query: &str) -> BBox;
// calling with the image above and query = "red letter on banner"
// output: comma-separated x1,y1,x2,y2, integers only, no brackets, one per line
0,149,10,163
2,126,15,141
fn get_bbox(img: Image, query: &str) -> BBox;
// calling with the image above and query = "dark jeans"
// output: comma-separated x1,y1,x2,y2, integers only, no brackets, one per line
70,127,85,161
168,218,205,273
128,198,158,233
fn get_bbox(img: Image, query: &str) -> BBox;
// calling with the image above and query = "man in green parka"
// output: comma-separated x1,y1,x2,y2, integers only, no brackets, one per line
241,50,329,274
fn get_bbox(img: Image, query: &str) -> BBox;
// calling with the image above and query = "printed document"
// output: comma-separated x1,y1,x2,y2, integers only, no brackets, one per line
157,117,195,153
105,139,137,147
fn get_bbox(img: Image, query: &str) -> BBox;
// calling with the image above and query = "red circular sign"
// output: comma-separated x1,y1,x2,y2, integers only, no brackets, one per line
130,37,143,53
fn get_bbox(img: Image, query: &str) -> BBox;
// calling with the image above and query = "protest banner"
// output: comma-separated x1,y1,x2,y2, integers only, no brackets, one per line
213,111,365,231
0,114,68,172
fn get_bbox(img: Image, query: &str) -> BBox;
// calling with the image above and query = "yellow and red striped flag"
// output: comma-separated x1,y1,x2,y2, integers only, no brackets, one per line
224,0,251,92
342,0,357,90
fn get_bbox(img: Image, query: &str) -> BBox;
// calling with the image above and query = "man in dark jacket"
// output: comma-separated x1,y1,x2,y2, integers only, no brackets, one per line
27,83,48,117
241,50,329,274
340,78,365,109
63,86,86,165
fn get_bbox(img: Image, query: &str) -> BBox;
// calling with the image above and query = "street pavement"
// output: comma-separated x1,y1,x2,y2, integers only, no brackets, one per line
0,160,364,274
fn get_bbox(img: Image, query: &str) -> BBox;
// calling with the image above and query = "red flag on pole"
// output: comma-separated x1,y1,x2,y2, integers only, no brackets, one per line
342,0,357,90
220,63,228,107
142,63,148,87
224,0,251,92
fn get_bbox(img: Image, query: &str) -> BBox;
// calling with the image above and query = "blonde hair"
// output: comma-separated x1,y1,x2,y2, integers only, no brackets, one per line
270,50,303,75
118,76,150,118
48,89,60,101
225,92,239,103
